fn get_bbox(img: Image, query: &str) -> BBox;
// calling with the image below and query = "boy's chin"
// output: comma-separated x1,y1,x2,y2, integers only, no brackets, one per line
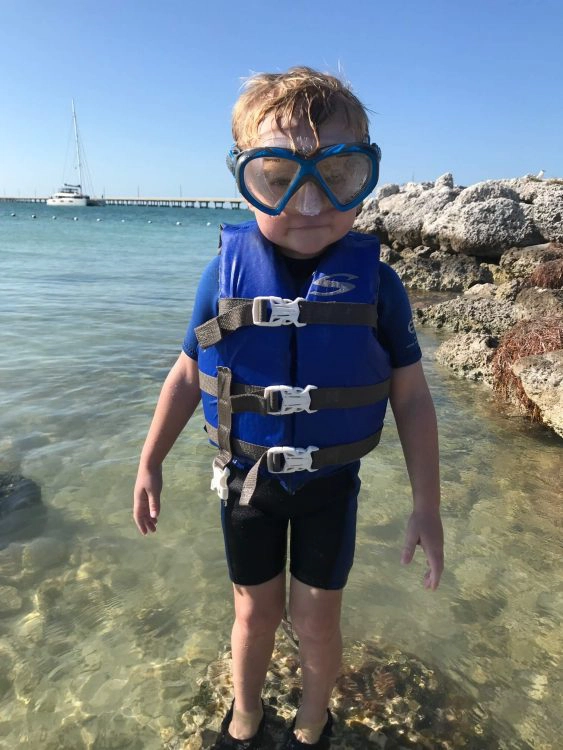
253,206,356,258
276,239,330,258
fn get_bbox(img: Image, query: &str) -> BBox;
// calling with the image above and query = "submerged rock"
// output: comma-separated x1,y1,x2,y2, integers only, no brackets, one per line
0,474,45,548
166,633,506,750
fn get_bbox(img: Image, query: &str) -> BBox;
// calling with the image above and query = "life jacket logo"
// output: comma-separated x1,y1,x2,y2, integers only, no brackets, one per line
310,273,358,296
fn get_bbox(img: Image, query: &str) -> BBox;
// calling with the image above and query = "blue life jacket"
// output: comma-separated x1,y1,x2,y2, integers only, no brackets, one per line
197,221,392,495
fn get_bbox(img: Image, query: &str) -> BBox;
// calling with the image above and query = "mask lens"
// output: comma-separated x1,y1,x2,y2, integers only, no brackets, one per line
242,156,300,210
317,152,373,205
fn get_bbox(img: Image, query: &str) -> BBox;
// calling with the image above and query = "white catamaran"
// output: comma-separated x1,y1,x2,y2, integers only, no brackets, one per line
47,100,104,207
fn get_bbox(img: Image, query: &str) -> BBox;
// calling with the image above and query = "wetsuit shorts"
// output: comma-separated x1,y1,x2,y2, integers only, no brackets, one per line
220,463,361,591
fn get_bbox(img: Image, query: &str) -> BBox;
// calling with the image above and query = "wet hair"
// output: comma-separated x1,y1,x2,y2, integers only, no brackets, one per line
232,66,370,150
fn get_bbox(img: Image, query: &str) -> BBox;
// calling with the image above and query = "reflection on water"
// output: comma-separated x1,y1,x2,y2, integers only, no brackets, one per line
0,207,561,748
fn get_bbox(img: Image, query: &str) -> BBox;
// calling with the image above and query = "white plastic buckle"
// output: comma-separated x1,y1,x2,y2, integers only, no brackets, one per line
211,461,230,500
266,445,318,474
264,384,318,415
252,296,306,327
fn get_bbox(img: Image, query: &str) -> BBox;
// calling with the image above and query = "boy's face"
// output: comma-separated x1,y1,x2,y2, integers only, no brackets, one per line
247,112,360,258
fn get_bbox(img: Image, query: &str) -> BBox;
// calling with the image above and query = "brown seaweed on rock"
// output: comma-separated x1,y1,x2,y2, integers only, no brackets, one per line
491,316,563,420
522,259,563,289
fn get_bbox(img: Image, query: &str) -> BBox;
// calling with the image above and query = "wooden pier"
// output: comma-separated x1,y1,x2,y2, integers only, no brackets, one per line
0,196,247,209
103,197,247,209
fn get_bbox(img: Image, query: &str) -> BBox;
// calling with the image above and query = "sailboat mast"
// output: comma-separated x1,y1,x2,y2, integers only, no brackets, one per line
71,99,84,189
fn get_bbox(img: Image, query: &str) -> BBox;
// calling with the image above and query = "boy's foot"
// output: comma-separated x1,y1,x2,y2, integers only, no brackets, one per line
213,699,266,749
282,709,333,749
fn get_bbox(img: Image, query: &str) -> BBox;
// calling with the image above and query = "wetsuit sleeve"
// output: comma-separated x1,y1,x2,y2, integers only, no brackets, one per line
377,262,422,368
182,255,220,360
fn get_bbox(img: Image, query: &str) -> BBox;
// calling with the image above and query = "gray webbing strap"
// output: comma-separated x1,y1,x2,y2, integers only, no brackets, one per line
239,453,269,506
205,423,383,505
195,297,378,348
199,370,390,414
195,300,249,348
206,424,382,468
214,367,233,472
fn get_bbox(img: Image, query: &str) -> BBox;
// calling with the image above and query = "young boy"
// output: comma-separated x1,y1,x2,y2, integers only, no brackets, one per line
133,66,443,750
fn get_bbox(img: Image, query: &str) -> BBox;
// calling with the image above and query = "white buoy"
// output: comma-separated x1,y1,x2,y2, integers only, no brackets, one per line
206,222,211,226
176,221,182,226
52,216,57,220
96,218,102,222
31,214,37,219
147,220,152,224
73,217,78,221
121,219,126,223
11,212,16,217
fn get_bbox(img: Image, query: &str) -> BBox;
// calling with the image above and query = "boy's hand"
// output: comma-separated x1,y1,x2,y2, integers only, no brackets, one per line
401,509,444,590
133,465,162,536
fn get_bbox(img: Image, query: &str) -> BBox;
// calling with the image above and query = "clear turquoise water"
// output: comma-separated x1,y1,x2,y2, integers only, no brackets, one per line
0,203,561,749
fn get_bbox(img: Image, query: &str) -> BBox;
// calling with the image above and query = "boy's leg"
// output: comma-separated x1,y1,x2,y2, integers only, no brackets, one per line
288,577,343,743
229,571,286,739
220,466,290,739
285,467,360,743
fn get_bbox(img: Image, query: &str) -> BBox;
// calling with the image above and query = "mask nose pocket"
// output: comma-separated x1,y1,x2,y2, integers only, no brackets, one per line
293,181,324,216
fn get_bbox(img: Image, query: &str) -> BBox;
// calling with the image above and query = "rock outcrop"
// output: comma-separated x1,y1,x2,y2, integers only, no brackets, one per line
355,176,563,437
436,333,498,386
511,351,563,436
356,175,563,259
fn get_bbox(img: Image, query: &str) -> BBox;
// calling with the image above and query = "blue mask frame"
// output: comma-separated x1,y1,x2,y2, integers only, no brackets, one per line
226,142,382,216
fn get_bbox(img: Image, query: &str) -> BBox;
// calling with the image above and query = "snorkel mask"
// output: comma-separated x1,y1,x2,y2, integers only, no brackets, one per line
226,141,382,216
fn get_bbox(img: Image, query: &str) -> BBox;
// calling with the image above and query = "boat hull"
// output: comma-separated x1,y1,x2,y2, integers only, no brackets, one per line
47,196,89,206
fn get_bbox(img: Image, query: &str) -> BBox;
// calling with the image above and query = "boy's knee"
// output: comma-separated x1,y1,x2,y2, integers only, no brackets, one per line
235,601,283,637
290,609,341,645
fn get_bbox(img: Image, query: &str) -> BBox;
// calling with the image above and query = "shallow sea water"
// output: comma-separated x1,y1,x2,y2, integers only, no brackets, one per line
0,203,561,749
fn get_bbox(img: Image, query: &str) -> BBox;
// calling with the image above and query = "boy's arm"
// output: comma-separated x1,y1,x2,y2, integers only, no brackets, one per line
133,351,200,536
389,360,444,590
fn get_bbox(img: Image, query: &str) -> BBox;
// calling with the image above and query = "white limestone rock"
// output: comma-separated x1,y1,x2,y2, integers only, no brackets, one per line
511,350,563,437
357,177,563,264
415,296,517,337
435,172,454,189
533,185,563,243
376,183,400,199
436,333,497,385
379,184,461,249
422,197,542,257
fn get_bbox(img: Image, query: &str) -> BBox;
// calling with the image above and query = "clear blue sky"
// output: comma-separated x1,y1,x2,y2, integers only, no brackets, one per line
1,0,561,198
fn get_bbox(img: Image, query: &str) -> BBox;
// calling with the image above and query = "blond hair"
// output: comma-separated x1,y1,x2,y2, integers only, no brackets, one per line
232,66,370,150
